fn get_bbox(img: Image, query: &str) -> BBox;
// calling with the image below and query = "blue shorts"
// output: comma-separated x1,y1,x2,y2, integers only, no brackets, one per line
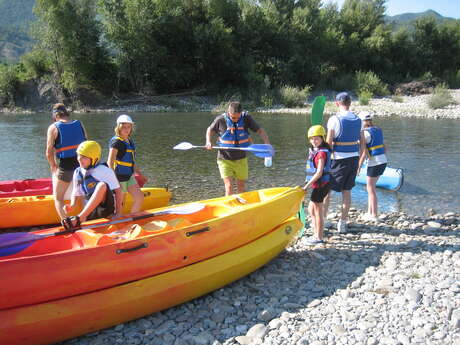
329,156,359,192
367,163,387,177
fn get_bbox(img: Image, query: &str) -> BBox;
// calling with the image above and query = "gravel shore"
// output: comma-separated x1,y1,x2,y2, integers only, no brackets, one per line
60,209,459,345
257,89,460,119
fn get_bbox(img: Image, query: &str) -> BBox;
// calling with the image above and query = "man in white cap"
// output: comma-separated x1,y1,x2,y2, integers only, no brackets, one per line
323,92,366,233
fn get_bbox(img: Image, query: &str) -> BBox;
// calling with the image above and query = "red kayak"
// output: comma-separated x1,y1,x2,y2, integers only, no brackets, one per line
0,173,146,198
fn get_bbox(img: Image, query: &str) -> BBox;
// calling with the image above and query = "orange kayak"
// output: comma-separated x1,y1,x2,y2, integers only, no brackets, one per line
0,187,304,311
0,173,146,198
0,187,171,228
0,216,302,345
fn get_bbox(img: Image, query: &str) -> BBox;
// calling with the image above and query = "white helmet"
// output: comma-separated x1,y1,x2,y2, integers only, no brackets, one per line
359,111,373,121
116,114,134,124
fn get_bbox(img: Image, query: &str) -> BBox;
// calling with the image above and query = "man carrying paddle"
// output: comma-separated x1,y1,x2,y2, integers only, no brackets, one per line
323,92,366,233
206,101,270,196
46,103,87,221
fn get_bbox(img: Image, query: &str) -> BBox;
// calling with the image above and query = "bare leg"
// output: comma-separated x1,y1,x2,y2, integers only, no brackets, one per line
223,177,234,196
366,176,379,217
236,179,246,194
53,178,71,220
127,184,144,213
323,191,331,219
316,202,324,240
341,190,351,221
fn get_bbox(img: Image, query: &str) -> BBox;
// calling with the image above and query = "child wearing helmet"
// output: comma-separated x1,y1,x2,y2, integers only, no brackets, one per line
358,111,387,222
62,141,123,229
303,125,332,245
107,114,147,213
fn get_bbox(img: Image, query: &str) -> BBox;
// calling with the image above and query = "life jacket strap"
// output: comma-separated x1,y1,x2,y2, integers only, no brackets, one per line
334,141,359,146
115,160,134,167
55,144,79,153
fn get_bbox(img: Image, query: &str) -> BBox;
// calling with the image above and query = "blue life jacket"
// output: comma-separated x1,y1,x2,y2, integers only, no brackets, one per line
76,166,101,199
218,112,251,148
333,113,361,153
111,136,136,176
54,120,86,159
305,148,331,184
365,126,385,156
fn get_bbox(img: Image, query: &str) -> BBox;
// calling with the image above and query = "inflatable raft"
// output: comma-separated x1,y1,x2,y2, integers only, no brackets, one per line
356,164,404,191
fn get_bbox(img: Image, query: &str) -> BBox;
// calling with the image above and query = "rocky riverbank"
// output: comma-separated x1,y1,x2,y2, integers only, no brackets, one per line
258,89,460,119
60,209,459,345
4,89,460,120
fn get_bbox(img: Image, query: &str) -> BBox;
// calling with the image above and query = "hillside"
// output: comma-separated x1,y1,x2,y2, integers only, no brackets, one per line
0,0,35,62
385,10,459,31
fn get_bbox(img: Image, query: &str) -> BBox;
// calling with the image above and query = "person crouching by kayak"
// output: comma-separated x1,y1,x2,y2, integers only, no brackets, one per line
61,141,123,230
302,125,332,245
205,101,270,196
46,103,87,221
107,114,147,213
358,111,387,222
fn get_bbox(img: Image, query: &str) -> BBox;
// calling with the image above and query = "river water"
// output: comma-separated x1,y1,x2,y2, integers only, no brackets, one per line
1,112,459,216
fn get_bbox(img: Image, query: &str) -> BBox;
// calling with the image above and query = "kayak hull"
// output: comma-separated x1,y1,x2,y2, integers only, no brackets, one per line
356,165,404,191
0,217,302,345
0,187,171,228
0,187,304,310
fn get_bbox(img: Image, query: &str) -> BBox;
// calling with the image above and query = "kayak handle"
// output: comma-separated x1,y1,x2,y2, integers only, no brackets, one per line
186,227,210,237
116,242,148,254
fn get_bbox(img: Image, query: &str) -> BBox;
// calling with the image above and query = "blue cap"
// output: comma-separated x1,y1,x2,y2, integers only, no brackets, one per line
336,92,351,102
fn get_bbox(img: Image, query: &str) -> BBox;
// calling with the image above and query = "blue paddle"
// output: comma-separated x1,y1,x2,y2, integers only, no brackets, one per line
0,203,205,257
173,142,275,158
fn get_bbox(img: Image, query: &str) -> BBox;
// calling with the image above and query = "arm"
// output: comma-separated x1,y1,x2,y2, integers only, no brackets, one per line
358,131,367,172
205,126,214,149
45,125,58,174
326,129,334,148
256,128,270,145
107,147,118,170
303,157,325,190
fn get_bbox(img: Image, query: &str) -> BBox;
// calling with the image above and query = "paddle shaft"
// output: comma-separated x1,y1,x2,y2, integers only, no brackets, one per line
193,145,269,153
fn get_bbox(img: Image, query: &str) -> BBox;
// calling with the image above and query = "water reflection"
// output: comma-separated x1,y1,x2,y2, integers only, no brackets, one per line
1,112,459,215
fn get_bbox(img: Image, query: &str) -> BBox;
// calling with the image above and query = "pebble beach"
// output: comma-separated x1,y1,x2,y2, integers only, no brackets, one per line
61,209,460,345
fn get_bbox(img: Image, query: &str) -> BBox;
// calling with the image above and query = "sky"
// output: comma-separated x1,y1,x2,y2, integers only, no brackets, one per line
325,0,460,19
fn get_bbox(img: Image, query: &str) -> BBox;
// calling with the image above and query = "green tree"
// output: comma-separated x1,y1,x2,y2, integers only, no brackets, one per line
33,0,114,96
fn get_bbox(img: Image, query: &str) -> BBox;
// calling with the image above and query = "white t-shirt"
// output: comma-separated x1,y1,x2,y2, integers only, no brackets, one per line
71,164,120,198
327,110,361,160
363,130,388,167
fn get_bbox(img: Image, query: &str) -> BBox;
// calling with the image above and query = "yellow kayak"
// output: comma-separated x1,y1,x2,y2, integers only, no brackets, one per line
0,187,172,228
0,215,302,345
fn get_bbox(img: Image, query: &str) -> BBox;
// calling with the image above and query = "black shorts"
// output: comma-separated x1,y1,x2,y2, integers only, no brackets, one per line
310,184,330,203
329,156,359,192
87,184,115,220
57,157,79,182
367,163,387,177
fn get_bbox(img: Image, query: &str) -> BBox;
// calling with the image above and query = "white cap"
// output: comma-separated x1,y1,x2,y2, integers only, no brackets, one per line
359,111,373,121
116,114,134,124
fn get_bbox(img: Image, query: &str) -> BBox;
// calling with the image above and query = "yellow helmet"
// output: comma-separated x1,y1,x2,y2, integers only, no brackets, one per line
307,125,326,139
76,140,101,167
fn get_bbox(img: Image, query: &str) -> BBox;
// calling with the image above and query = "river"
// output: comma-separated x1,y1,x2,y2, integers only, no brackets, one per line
1,112,459,216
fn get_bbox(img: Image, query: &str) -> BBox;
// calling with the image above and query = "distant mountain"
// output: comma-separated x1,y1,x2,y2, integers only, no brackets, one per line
0,0,35,62
385,10,459,31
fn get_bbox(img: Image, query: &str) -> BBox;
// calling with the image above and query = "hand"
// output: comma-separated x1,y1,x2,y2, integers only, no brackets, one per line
136,173,148,187
205,142,212,150
302,183,309,191
63,204,72,215
50,165,58,175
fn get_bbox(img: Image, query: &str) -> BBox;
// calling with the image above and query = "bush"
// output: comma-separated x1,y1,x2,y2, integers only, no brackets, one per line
19,49,52,81
0,64,19,106
278,85,311,108
358,90,372,105
330,73,355,92
428,83,456,109
354,71,389,97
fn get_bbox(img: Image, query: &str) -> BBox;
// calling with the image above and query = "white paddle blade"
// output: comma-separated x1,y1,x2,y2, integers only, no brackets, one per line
173,142,195,150
161,203,205,215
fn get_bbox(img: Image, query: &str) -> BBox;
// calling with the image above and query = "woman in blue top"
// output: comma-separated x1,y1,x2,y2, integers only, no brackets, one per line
358,111,388,222
107,114,147,213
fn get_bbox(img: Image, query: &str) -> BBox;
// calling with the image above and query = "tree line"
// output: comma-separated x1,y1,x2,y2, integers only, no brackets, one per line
1,0,460,107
